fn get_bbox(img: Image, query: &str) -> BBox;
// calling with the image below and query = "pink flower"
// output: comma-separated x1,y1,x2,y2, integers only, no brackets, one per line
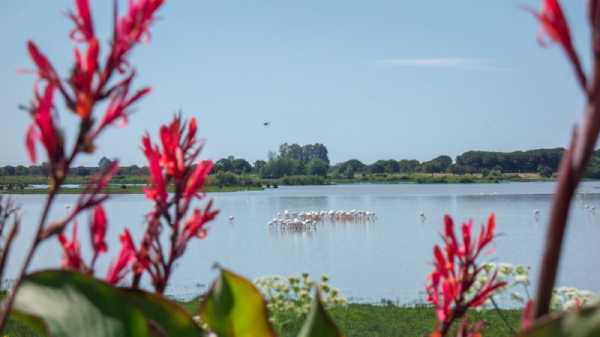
58,223,83,271
159,118,185,177
183,160,213,202
112,0,165,69
27,41,59,84
69,0,95,42
90,205,108,254
526,0,586,89
72,38,99,119
142,135,167,204
426,214,505,330
26,84,63,164
106,229,138,285
181,201,218,241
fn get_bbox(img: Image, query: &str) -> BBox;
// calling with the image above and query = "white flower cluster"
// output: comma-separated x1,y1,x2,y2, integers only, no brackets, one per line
475,262,598,311
254,273,347,328
551,287,598,311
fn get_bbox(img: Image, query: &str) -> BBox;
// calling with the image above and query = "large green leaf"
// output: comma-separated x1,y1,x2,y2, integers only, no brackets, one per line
12,270,204,337
199,268,276,337
121,289,204,337
297,290,344,337
13,270,149,337
518,303,600,337
10,310,50,336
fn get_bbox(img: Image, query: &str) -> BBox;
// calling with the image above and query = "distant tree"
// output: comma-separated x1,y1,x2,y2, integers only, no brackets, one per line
382,160,400,173
253,160,267,173
3,166,15,175
74,166,91,176
421,155,452,173
213,157,234,173
302,143,329,165
260,158,302,178
538,165,553,178
368,161,386,174
398,159,420,173
279,143,304,162
98,156,113,169
306,158,329,177
231,158,252,174
15,165,28,176
343,159,366,172
448,164,467,175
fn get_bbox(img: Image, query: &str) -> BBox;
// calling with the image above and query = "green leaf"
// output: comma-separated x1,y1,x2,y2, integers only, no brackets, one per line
12,270,203,337
518,303,600,337
121,289,204,337
10,310,50,337
13,270,150,337
297,290,344,337
199,268,276,337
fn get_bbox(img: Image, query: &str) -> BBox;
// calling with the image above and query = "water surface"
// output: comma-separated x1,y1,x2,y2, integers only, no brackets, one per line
7,181,600,303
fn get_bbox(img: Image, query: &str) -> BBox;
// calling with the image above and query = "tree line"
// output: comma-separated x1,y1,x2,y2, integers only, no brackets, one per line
4,146,600,179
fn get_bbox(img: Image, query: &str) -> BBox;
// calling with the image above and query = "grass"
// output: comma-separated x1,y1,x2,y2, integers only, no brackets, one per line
0,171,556,196
2,301,522,337
275,304,521,337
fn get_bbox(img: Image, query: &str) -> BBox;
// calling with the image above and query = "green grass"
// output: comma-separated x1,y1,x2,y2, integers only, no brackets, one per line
2,301,521,337
275,304,521,337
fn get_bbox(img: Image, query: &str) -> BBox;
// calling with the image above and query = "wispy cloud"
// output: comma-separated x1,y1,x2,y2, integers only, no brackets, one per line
377,58,508,71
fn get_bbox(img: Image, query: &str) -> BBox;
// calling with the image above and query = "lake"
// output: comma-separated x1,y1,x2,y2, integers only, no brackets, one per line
5,182,600,303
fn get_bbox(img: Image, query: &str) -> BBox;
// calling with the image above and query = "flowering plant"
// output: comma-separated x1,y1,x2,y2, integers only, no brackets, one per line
255,273,347,330
0,1,344,336
426,214,505,336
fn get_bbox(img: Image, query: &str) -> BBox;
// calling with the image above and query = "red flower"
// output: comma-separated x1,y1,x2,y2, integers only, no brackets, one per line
526,0,586,89
106,229,138,285
72,38,99,119
58,223,83,271
176,201,219,256
142,135,167,204
529,0,573,49
183,160,213,202
69,0,95,42
27,41,59,84
137,114,217,293
26,84,63,164
90,205,108,254
112,0,165,69
159,118,185,177
98,76,150,130
426,214,505,332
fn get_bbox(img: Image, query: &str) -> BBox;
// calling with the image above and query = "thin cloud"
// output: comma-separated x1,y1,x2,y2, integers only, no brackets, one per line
377,58,508,71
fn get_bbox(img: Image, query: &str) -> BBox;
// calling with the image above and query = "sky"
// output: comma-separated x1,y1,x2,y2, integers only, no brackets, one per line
0,0,591,166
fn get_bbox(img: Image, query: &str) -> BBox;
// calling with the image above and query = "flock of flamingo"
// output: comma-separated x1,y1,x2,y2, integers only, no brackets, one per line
267,209,377,232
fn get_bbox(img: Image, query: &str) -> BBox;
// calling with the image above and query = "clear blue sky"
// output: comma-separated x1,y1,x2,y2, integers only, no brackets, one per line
0,0,590,166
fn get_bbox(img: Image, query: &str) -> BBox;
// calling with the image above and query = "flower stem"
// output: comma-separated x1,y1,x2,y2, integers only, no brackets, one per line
0,190,57,331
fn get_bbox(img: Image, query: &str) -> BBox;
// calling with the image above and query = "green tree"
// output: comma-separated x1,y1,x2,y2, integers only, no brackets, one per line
253,160,267,173
306,158,329,177
398,159,420,173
